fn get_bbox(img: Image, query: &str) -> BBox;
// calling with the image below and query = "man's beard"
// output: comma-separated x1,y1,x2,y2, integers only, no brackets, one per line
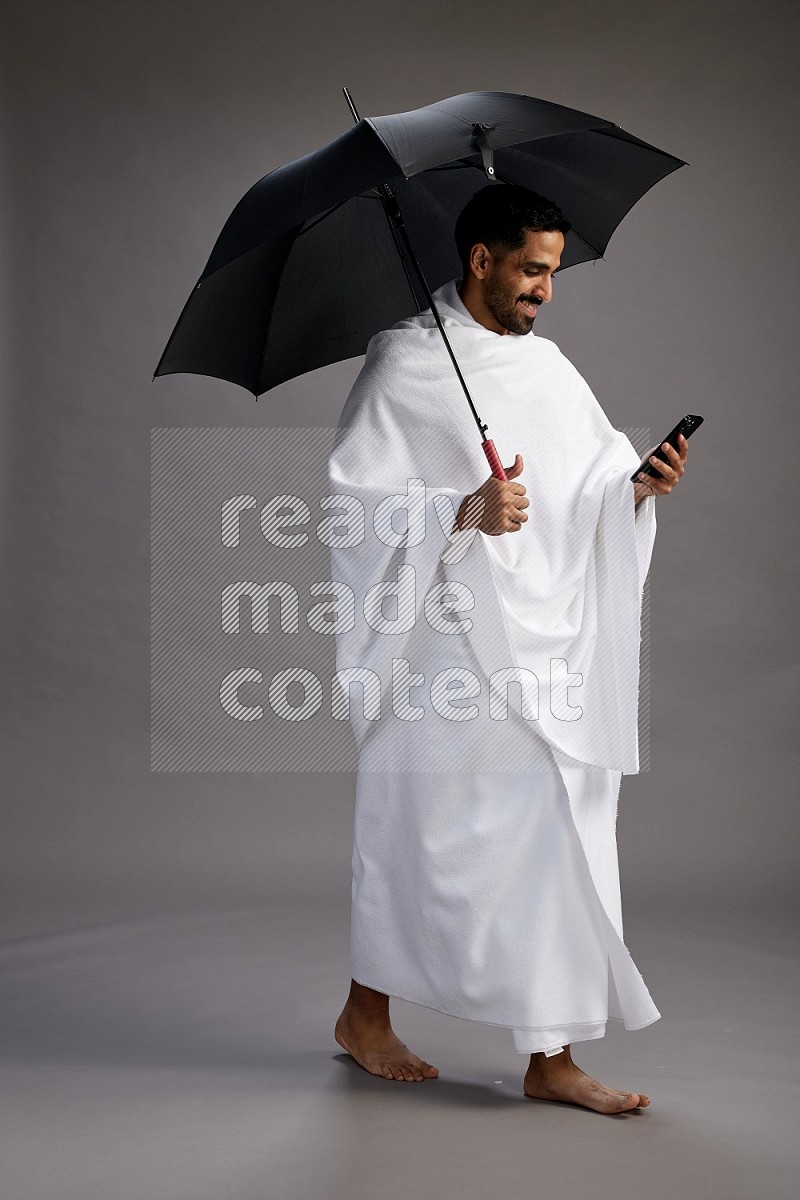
483,269,539,335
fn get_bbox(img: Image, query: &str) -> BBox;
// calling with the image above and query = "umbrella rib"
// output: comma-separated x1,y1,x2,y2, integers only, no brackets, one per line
563,225,605,260
407,157,605,259
296,193,382,238
594,124,689,165
255,191,417,392
254,232,302,397
440,157,607,259
480,163,606,259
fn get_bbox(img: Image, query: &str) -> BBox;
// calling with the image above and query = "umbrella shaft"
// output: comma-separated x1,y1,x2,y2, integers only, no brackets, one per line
380,189,488,443
342,89,501,476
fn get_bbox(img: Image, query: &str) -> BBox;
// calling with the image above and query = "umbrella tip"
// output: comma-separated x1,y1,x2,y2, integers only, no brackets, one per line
342,87,361,124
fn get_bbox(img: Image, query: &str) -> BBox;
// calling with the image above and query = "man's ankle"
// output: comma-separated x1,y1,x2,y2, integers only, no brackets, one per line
344,980,391,1020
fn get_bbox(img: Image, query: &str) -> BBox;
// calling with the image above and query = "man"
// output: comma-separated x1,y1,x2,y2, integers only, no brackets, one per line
328,184,688,1115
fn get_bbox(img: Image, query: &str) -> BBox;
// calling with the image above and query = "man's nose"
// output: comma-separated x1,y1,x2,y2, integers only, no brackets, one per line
536,279,553,303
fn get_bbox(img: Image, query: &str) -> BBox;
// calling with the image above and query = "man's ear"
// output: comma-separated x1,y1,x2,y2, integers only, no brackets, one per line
468,242,493,280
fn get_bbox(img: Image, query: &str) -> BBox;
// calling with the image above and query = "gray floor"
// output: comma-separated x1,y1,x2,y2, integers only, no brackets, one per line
0,899,796,1200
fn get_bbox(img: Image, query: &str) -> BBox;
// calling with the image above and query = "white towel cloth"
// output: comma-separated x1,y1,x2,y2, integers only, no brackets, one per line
327,277,661,1052
328,276,656,773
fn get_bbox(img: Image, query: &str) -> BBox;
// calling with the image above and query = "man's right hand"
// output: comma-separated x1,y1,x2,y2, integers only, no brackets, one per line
453,454,529,535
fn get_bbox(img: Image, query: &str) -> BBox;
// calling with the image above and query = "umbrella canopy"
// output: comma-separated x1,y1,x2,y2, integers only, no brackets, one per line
154,90,686,397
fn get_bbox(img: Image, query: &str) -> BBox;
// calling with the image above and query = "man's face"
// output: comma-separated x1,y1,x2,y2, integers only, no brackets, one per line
477,227,564,336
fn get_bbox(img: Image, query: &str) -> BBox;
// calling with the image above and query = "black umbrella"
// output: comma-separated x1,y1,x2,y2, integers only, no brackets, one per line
154,89,686,479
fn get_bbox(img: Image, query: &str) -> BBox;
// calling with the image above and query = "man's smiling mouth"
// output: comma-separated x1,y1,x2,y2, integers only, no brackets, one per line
518,297,539,315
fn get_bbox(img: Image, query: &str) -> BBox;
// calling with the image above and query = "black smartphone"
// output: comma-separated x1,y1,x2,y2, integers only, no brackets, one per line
630,414,704,482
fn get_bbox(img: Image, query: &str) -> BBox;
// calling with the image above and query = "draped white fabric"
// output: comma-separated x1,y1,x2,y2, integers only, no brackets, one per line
327,278,661,1052
328,277,656,772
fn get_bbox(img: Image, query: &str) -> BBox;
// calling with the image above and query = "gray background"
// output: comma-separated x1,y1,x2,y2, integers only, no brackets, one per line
2,2,798,1198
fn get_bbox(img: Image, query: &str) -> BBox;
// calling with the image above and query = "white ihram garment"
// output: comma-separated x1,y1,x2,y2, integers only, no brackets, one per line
328,278,660,1054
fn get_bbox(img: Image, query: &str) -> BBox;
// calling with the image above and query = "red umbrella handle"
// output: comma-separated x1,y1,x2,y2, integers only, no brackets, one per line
481,438,508,481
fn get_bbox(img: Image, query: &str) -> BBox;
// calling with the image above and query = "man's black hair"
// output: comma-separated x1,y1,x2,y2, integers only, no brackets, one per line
454,184,571,274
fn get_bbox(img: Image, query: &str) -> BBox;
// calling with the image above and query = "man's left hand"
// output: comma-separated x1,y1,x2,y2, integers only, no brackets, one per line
633,432,689,503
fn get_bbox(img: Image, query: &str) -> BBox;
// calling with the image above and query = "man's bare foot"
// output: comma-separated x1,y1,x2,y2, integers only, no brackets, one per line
523,1045,650,1114
334,979,439,1082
